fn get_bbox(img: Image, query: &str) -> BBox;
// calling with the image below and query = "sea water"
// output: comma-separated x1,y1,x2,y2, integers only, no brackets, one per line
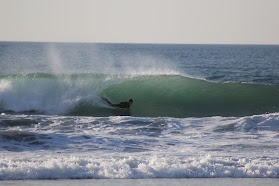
0,42,279,180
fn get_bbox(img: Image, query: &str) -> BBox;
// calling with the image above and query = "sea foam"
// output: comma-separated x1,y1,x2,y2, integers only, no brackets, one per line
0,155,278,180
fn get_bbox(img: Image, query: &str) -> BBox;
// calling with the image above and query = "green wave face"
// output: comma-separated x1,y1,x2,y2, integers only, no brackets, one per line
102,75,279,117
1,73,278,117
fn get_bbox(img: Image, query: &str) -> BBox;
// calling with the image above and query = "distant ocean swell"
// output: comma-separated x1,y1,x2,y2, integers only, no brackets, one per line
1,73,279,117
0,155,278,179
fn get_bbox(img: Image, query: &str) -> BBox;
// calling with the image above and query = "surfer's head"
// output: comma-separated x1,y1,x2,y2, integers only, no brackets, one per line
129,99,133,105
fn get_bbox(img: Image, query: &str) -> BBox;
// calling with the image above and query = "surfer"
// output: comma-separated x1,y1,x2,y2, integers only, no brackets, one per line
102,97,133,109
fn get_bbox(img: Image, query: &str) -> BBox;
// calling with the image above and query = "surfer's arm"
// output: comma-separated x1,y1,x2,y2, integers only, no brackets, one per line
102,97,113,106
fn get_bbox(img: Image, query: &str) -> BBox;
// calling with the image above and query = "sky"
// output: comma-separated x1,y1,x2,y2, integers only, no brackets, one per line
0,0,279,44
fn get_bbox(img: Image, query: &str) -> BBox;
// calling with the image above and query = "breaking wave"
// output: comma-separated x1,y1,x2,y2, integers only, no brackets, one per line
0,73,279,117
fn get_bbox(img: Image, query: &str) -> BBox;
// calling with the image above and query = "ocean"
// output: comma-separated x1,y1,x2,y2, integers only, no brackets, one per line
0,42,279,181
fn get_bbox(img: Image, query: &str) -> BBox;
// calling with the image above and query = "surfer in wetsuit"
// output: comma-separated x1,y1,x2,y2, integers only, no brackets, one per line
102,98,133,109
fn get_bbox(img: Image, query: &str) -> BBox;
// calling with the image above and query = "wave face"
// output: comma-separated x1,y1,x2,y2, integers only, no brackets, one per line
1,73,279,117
103,75,279,117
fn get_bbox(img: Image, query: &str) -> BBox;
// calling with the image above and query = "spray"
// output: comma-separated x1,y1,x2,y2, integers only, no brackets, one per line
47,44,65,74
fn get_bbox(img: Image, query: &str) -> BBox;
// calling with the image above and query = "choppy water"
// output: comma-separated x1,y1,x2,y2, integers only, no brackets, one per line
0,42,279,179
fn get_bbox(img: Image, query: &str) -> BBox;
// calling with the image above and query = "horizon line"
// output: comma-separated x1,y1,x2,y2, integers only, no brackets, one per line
1,40,279,46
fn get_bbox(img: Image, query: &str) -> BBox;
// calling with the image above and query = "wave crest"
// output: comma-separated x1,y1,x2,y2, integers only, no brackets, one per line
1,73,279,117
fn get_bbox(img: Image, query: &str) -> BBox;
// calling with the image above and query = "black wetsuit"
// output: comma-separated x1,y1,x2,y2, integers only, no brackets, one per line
102,98,131,109
112,102,131,109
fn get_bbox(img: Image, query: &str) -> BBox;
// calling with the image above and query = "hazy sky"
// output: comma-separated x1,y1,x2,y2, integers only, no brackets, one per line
1,0,279,44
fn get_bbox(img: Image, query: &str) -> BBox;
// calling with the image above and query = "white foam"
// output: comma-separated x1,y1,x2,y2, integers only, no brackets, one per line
1,113,279,180
0,154,278,180
0,75,111,114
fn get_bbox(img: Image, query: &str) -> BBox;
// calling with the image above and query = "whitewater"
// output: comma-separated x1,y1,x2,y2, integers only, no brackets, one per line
0,42,279,180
